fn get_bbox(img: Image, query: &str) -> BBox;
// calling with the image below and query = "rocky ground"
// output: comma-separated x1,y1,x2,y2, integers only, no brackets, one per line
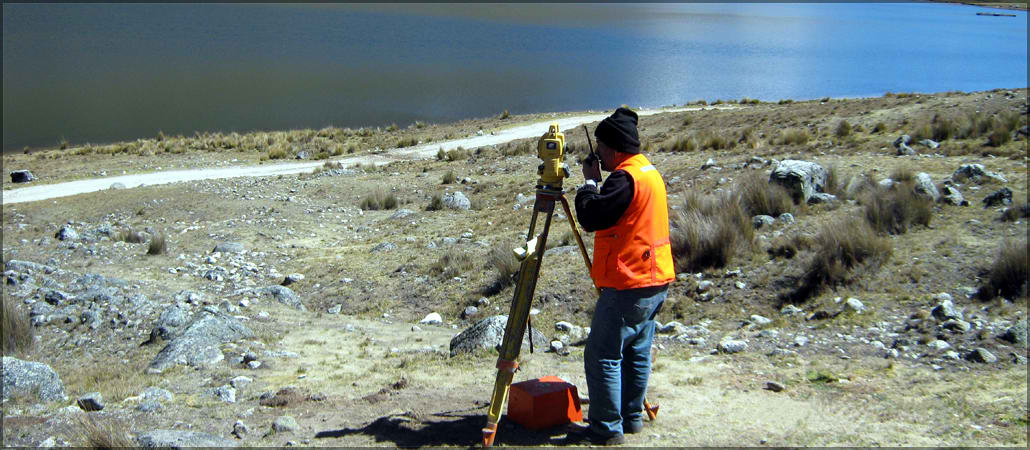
2,88,1028,447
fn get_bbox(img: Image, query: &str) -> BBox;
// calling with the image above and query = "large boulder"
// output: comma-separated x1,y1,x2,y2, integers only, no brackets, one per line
148,311,254,372
10,170,35,183
443,192,471,210
2,357,67,403
913,172,940,202
769,160,826,203
256,285,305,311
213,242,245,254
449,315,547,357
952,164,1007,184
5,260,57,275
1000,320,1027,347
136,430,237,448
939,184,969,206
982,187,1013,208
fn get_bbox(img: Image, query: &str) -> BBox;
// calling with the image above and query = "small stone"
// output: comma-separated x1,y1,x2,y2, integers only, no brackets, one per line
942,319,971,333
931,300,963,322
77,392,104,411
550,340,564,353
764,381,785,392
231,376,253,389
327,304,342,315
750,315,772,326
777,213,795,224
462,306,479,319
752,215,776,229
212,385,236,403
233,420,249,438
696,281,714,293
793,336,808,347
702,158,716,170
735,281,747,290
927,340,951,351
780,305,803,316
964,348,997,364
282,273,304,286
247,361,262,370
943,350,961,360
718,339,748,354
844,298,865,313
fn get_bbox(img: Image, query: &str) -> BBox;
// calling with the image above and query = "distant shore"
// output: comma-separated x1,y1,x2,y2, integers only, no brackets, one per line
932,1,1029,11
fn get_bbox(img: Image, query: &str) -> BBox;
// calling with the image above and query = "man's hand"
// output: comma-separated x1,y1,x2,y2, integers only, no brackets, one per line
582,153,601,182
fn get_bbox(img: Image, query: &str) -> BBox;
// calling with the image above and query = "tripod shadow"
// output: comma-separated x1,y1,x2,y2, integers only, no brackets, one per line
315,408,570,447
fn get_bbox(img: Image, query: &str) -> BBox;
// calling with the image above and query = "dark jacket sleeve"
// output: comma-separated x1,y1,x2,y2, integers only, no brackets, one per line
575,170,634,232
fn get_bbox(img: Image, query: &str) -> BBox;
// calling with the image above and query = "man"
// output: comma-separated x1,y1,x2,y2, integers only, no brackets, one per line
568,107,675,445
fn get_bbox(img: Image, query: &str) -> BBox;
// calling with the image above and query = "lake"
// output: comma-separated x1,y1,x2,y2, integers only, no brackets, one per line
2,3,1026,152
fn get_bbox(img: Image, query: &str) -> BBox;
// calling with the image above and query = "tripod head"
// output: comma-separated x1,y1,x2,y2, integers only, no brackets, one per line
536,123,570,190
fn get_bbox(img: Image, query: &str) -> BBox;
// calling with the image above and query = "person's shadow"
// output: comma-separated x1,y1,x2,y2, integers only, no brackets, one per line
315,405,571,447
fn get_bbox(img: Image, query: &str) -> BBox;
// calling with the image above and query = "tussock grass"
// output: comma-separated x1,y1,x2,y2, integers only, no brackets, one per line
426,193,444,211
483,246,520,296
768,233,813,260
396,137,419,148
789,219,892,303
2,293,34,356
739,172,795,217
872,122,888,133
670,191,754,272
978,239,1028,301
267,147,288,160
77,414,136,449
436,147,470,162
441,170,456,185
778,129,811,146
835,120,852,138
147,231,167,255
115,228,147,244
823,165,844,198
428,250,477,280
888,167,915,184
360,189,399,211
861,183,932,235
499,110,511,120
1000,203,1030,222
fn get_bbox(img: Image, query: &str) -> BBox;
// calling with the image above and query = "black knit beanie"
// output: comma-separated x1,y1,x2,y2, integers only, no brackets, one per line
594,107,640,154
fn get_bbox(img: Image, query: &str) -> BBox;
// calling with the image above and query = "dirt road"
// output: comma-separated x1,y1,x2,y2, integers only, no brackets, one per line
2,107,714,205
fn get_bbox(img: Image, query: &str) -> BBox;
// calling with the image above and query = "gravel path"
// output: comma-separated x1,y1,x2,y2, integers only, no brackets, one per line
2,106,722,204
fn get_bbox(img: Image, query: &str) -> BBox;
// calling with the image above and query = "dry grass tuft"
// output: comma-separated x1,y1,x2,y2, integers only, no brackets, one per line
360,189,399,211
767,233,813,260
978,239,1029,301
441,170,456,185
77,414,136,449
483,246,520,296
427,250,477,280
862,183,932,235
670,191,754,272
738,172,795,217
788,219,892,303
778,129,811,146
1000,203,1030,222
147,231,167,255
426,193,444,211
115,228,147,244
2,293,34,356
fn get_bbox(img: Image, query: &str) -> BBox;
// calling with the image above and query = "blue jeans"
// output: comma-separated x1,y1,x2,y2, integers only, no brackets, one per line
584,284,668,436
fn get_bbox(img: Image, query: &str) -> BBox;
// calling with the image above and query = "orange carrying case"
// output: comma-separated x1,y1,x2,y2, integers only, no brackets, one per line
507,375,583,429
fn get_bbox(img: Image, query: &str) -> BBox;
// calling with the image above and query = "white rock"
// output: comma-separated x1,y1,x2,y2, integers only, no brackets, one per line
420,312,443,325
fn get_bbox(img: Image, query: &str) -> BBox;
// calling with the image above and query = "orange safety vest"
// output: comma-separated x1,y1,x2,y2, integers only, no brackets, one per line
591,153,675,289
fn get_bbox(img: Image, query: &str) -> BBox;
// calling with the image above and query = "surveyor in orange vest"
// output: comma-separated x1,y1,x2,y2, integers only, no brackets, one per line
568,107,674,445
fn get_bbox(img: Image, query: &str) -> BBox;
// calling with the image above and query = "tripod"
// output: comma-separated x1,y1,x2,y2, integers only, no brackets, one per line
480,124,657,447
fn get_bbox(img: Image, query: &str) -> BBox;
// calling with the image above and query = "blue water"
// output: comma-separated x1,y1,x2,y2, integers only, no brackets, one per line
2,3,1026,152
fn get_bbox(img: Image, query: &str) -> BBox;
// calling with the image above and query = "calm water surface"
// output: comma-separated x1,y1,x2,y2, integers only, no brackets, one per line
2,3,1026,152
